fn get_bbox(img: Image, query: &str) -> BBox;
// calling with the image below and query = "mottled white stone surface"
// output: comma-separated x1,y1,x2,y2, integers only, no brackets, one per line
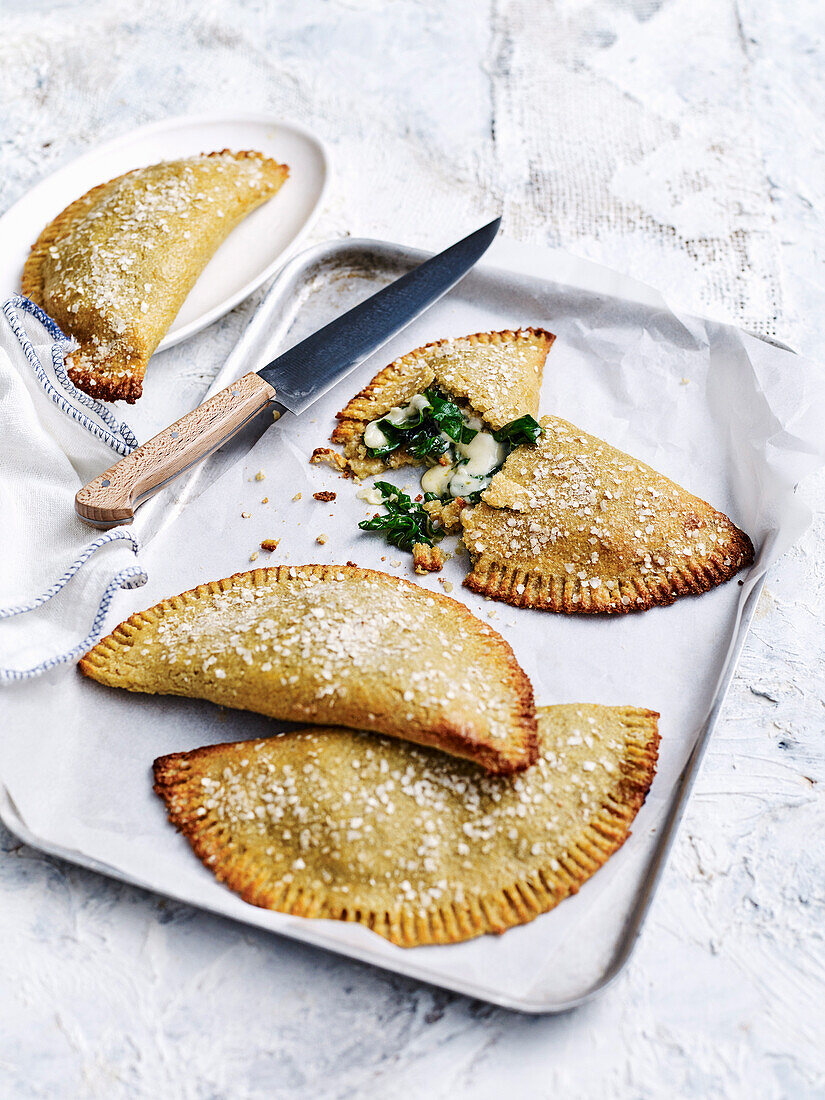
1,1,824,1095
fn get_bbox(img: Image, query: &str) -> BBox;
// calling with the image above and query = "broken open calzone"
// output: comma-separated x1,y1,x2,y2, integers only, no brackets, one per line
326,327,554,563
327,330,752,611
153,703,660,947
79,564,537,774
23,150,289,402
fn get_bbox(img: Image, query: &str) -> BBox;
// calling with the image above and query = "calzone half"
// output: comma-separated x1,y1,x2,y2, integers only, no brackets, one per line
462,414,754,613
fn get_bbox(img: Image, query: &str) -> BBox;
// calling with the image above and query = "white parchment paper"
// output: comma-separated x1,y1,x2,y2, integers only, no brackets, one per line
3,239,824,1010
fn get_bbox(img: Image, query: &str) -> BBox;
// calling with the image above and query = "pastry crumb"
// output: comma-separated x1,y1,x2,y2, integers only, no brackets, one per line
272,409,281,422
249,551,259,562
439,579,454,593
241,511,251,519
316,534,328,545
413,543,445,574
313,491,336,502
260,539,280,551
292,493,302,502
423,497,465,534
255,470,266,481
310,447,347,472
261,496,269,504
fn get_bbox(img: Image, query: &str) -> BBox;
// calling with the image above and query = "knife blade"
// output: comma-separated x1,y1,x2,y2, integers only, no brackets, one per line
261,217,501,413
75,218,501,528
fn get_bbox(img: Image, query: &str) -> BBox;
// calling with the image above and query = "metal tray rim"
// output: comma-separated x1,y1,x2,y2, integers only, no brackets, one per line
1,235,775,1013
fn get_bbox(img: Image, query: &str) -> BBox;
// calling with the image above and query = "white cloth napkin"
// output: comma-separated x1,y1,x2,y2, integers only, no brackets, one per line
0,297,147,681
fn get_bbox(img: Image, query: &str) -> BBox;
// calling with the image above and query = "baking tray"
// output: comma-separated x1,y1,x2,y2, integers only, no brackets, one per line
1,236,779,1013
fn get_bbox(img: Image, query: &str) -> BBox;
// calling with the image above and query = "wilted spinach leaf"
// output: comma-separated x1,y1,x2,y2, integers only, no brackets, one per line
492,415,542,447
358,482,444,551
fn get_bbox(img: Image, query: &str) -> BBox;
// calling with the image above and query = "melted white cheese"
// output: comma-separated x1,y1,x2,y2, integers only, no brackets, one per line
454,429,507,495
391,393,431,421
363,394,432,451
364,391,507,500
456,431,507,478
356,484,385,505
420,463,454,496
363,420,391,450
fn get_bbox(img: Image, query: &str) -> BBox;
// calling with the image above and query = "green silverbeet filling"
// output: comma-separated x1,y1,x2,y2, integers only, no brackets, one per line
491,414,543,447
365,386,541,463
364,387,472,459
358,393,543,553
358,483,444,551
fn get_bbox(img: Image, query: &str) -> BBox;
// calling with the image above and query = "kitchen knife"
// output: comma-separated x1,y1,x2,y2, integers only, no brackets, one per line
75,218,501,528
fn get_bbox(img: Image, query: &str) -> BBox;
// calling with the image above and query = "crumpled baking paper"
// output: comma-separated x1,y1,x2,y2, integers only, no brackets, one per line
3,239,824,1010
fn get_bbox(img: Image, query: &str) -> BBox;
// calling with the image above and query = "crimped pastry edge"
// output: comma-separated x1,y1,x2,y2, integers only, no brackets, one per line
463,526,755,614
22,149,289,403
151,705,660,948
79,563,539,774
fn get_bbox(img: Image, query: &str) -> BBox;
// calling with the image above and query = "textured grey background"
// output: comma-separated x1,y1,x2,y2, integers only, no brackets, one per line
1,1,823,1096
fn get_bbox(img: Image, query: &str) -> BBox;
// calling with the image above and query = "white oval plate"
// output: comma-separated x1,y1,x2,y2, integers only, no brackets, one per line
0,112,330,350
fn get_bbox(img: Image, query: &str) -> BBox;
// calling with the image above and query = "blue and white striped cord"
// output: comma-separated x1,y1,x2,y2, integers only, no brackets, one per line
0,298,148,682
2,295,138,455
0,530,143,620
0,550,147,683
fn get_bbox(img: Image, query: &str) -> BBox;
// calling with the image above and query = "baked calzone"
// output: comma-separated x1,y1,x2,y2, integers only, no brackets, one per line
153,703,659,946
23,150,288,402
79,564,538,774
462,415,754,613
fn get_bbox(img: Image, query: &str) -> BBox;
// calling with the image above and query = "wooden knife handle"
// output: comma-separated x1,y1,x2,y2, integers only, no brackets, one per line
75,372,278,528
